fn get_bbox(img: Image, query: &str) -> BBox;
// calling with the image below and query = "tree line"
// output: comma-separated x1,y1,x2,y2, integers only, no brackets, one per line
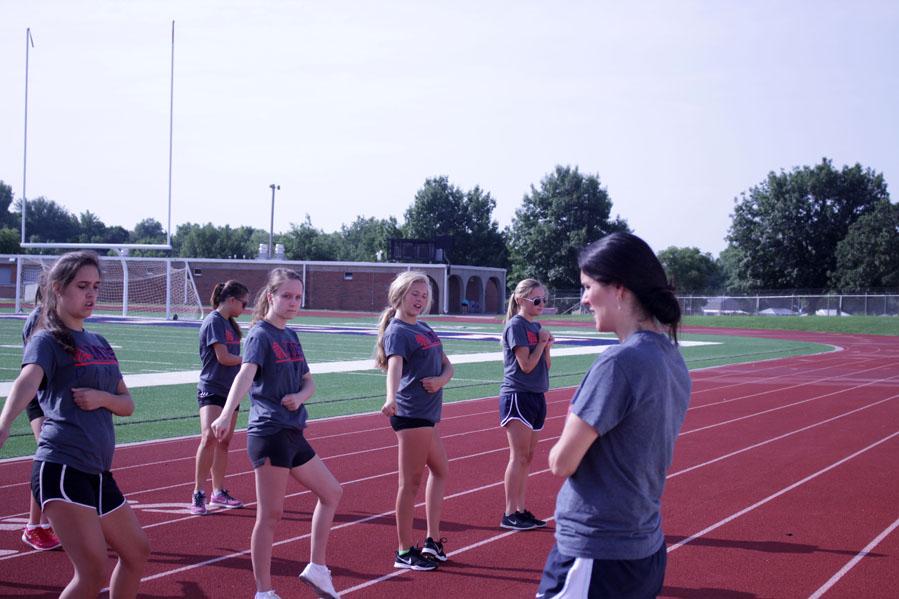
1,158,896,293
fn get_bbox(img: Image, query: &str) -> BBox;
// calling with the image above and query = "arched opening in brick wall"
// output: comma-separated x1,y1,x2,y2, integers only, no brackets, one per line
465,276,483,313
485,276,502,314
448,275,463,313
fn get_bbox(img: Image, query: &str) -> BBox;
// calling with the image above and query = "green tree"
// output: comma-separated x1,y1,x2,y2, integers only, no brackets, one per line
131,218,166,244
0,181,18,229
727,159,889,290
657,246,723,293
338,216,401,262
16,197,80,243
77,211,108,243
508,165,628,289
281,216,341,261
175,223,261,258
0,228,20,253
830,201,899,290
403,177,508,268
716,245,748,293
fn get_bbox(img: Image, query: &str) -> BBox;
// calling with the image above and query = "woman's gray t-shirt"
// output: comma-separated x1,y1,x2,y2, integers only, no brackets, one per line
554,330,691,560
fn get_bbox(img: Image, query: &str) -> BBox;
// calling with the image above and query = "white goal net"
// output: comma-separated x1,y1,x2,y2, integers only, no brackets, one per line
16,256,203,321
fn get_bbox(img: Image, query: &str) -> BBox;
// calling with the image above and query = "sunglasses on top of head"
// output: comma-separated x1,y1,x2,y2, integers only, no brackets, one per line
522,296,547,306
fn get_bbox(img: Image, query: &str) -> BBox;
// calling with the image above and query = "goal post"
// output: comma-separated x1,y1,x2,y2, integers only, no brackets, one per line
15,255,203,321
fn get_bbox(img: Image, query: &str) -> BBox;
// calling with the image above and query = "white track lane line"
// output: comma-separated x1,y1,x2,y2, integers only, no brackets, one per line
808,516,899,599
667,431,899,553
342,430,899,595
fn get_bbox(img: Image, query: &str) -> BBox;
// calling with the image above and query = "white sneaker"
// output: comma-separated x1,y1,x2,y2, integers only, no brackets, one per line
254,591,281,599
299,562,339,598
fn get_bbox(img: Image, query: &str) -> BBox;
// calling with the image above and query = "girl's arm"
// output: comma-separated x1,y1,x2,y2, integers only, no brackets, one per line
381,355,403,416
213,343,242,367
548,412,598,478
513,328,553,374
211,362,257,439
0,364,44,448
71,378,134,416
282,372,315,411
422,352,454,393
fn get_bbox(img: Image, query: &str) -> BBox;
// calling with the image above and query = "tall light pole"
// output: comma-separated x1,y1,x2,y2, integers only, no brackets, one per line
269,184,280,258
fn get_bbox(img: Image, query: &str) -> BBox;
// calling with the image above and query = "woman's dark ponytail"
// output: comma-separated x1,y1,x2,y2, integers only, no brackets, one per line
211,280,249,340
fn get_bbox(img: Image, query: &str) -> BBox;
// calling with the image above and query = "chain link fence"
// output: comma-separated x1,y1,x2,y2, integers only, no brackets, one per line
548,291,899,317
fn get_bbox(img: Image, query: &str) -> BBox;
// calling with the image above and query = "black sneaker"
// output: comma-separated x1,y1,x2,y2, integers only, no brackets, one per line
520,510,547,528
501,511,538,530
421,536,447,562
394,546,438,571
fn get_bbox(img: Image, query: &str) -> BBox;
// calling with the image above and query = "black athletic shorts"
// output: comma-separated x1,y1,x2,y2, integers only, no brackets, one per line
390,415,435,432
536,542,667,598
31,460,126,517
25,397,44,422
197,390,238,410
247,428,316,469
500,392,547,431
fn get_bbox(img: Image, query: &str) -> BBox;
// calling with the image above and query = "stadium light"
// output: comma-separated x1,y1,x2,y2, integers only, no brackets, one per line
269,184,280,259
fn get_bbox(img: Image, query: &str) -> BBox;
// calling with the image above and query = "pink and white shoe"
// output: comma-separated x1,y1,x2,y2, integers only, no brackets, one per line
210,489,243,509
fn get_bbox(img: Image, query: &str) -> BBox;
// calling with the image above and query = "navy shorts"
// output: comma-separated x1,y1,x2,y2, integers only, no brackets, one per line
31,461,126,517
197,390,237,410
26,397,44,422
390,415,435,432
536,542,667,599
500,392,547,431
247,428,316,469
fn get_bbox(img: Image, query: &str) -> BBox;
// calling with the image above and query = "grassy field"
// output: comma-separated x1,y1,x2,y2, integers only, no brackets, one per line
0,314,834,459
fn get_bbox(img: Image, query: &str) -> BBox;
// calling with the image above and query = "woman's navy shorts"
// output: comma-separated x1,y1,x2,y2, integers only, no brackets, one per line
499,392,546,431
537,542,667,598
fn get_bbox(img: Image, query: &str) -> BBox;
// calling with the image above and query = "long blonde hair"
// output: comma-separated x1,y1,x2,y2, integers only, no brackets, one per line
251,268,302,327
374,271,432,370
505,278,544,322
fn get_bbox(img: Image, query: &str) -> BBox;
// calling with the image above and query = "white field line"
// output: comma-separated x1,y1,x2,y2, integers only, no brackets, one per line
808,516,899,599
0,341,717,397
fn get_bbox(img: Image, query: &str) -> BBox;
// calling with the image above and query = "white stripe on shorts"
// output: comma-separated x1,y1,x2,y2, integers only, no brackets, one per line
553,557,592,598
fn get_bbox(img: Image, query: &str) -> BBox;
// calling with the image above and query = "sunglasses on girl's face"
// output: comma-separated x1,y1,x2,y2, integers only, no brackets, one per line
522,297,547,306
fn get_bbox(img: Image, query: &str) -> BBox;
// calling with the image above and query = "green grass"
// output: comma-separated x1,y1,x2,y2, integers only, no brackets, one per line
0,312,831,458
681,314,899,336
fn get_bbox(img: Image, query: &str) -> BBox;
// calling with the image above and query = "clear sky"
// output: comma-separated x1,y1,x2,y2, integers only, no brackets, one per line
2,0,897,256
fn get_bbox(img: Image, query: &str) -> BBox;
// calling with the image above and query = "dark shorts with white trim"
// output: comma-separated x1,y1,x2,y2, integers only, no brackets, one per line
500,392,547,431
247,428,316,469
31,460,126,517
536,542,666,599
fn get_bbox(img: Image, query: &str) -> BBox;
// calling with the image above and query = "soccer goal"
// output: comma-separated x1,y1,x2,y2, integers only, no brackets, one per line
14,255,204,320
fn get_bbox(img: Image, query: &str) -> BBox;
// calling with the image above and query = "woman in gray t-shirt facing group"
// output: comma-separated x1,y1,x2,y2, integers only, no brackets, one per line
539,233,691,599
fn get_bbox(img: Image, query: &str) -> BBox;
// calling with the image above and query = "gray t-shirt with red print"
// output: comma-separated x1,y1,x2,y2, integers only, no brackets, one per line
243,320,310,435
383,319,444,423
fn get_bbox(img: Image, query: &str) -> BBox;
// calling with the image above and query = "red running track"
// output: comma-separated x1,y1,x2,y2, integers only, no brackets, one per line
0,327,897,598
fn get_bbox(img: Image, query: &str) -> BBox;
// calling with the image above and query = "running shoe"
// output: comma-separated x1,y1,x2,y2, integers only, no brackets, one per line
519,509,547,528
210,489,244,509
421,536,448,562
21,525,62,551
500,511,537,531
299,562,340,598
190,490,208,515
393,546,438,571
